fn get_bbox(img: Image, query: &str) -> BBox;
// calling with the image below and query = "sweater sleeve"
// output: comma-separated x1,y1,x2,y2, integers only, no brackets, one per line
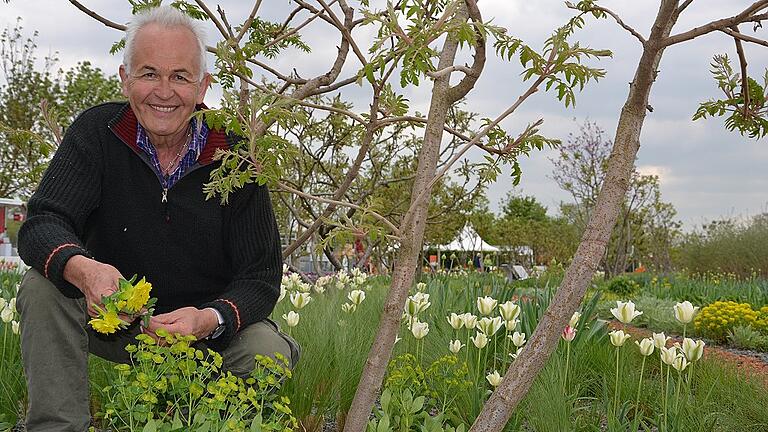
18,112,102,297
201,183,282,349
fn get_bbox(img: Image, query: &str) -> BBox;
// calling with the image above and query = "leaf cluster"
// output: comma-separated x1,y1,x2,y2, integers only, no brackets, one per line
693,54,768,139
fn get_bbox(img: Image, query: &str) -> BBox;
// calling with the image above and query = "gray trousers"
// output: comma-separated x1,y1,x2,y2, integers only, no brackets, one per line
17,268,299,432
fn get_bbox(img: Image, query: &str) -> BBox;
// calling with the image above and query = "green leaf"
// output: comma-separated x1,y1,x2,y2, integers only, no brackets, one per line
142,419,157,432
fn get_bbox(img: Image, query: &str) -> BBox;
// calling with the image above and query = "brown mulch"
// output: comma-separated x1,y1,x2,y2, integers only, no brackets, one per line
607,321,768,388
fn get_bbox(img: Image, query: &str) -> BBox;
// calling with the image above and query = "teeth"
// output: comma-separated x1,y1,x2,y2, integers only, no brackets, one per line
151,105,176,112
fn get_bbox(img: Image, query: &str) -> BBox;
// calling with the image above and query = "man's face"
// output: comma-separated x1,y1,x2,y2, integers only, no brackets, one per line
119,23,210,144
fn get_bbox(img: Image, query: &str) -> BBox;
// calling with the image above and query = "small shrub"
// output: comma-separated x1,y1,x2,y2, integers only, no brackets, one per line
694,301,761,342
727,325,768,351
605,276,640,297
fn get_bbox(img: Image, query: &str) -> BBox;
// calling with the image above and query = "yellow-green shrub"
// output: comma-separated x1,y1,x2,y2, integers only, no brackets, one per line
694,301,762,341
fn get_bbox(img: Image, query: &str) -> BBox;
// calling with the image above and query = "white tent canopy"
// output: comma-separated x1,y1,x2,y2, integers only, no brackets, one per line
435,224,499,252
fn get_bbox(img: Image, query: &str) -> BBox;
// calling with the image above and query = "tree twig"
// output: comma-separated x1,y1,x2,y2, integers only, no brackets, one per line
730,25,751,117
663,2,768,47
720,27,768,47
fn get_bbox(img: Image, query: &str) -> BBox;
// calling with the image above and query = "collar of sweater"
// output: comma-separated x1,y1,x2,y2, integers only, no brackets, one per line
107,102,233,166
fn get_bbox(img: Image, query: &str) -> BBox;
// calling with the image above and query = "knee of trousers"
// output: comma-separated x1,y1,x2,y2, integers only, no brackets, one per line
17,268,85,321
221,319,301,378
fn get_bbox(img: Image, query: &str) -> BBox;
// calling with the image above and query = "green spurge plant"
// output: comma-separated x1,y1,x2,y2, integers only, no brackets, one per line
98,329,297,432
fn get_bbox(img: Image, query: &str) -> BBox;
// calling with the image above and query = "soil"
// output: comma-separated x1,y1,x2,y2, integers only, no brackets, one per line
607,320,768,388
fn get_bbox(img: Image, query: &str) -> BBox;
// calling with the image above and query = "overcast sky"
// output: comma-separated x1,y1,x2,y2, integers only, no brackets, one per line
1,1,766,229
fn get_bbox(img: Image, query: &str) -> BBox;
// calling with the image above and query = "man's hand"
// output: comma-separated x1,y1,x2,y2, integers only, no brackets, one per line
63,255,124,318
143,307,218,343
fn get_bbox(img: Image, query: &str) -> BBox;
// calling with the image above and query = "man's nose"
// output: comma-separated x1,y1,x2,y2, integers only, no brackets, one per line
154,77,174,98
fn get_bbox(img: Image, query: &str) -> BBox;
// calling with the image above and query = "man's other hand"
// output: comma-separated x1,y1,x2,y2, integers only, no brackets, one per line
63,255,124,318
143,307,218,343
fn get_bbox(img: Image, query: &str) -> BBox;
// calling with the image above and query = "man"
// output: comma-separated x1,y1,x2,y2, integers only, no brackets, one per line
17,6,297,432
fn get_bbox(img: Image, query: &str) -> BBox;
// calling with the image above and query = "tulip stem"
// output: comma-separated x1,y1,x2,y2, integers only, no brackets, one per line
613,346,620,418
503,330,510,372
675,369,683,431
633,356,646,429
563,341,571,395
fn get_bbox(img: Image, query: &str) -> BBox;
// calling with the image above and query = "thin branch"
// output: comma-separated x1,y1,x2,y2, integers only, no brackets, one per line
663,2,768,47
216,5,237,39
277,182,401,238
426,65,473,79
593,5,646,45
677,0,695,15
194,0,230,40
447,0,486,102
313,0,369,66
68,0,126,31
235,0,263,44
720,27,768,47
260,1,335,54
279,193,312,229
730,25,751,116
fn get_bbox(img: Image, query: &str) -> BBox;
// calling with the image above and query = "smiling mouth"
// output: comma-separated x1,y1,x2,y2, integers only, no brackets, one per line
150,105,177,113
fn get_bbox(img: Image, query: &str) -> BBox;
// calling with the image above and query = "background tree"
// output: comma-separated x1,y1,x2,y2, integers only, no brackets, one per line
0,20,121,199
551,119,680,277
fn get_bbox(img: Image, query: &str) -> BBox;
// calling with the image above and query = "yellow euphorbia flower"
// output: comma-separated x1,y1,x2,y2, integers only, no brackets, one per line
89,309,123,334
125,277,152,313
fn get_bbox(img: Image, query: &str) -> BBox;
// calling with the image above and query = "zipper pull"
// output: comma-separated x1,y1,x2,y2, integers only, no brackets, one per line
161,188,168,203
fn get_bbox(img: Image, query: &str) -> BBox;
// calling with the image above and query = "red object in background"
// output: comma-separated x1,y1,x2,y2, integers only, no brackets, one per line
0,209,5,233
12,213,23,222
429,255,437,264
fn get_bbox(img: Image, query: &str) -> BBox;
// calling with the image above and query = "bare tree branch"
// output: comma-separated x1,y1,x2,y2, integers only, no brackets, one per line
730,25,751,116
426,64,473,79
193,0,230,39
663,2,768,47
720,27,768,47
677,0,695,15
68,0,126,31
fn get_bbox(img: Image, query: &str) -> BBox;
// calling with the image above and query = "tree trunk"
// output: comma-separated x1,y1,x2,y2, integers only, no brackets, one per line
342,6,472,430
469,1,680,430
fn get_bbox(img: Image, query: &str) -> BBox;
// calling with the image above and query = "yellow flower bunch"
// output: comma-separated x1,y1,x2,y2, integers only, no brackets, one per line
89,275,157,334
694,300,763,341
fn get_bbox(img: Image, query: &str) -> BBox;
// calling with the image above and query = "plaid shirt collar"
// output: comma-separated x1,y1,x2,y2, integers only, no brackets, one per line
136,117,209,189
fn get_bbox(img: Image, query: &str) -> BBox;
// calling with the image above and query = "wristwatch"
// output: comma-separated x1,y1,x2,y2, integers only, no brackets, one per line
206,307,225,340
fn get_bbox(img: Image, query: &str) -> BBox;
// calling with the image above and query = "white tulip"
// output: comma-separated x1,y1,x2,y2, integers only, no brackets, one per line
0,298,6,311
447,313,464,330
411,321,430,339
674,301,699,324
348,289,366,306
498,301,520,322
282,311,300,327
635,338,655,356
11,320,19,335
477,316,503,336
9,298,16,312
509,331,526,347
278,285,287,303
611,300,643,324
471,332,488,349
682,338,705,362
477,296,498,316
341,303,357,313
486,370,503,387
461,313,478,330
290,292,312,309
652,332,670,349
569,311,582,328
448,339,465,354
659,346,677,365
416,282,427,292
504,319,519,332
0,306,12,323
609,330,631,347
672,355,689,372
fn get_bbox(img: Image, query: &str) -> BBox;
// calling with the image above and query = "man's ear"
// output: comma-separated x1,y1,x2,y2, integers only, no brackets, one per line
118,65,129,97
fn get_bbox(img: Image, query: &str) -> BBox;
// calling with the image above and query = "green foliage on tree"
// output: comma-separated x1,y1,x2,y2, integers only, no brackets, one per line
0,20,122,199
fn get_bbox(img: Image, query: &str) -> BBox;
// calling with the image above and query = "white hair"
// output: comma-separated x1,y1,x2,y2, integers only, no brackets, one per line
123,6,208,79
